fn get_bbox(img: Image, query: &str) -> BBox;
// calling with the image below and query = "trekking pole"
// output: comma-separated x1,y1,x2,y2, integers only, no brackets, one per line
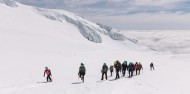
78,75,80,80
78,76,79,80
142,68,144,74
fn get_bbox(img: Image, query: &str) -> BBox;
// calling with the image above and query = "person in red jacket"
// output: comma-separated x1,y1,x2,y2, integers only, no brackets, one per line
44,67,52,82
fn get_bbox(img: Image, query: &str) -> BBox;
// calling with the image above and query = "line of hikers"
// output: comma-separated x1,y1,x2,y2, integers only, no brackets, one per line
43,61,154,83
101,60,143,80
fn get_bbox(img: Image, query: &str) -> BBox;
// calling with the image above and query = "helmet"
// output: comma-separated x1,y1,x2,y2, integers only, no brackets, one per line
81,63,84,65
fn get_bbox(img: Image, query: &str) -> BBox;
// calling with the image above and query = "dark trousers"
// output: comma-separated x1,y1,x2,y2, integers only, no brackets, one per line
110,70,113,76
150,67,154,70
101,72,107,80
115,70,120,79
136,69,141,75
128,69,133,78
47,75,52,82
79,72,85,83
122,68,126,76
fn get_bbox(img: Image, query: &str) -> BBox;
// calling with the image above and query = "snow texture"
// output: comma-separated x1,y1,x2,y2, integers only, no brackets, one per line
36,8,129,43
96,23,126,41
37,8,103,43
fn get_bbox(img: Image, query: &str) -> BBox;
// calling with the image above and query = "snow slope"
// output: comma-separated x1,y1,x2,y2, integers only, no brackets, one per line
121,30,190,94
0,1,190,94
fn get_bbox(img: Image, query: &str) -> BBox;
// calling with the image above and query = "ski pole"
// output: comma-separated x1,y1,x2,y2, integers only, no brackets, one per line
142,68,143,74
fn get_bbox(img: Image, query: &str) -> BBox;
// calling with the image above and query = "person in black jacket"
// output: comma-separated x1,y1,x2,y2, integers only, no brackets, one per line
122,61,128,77
128,62,135,78
78,63,86,83
101,63,108,80
114,60,121,79
150,62,154,70
109,65,114,76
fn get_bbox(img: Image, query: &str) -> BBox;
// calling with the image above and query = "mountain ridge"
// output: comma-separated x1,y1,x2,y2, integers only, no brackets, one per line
0,0,129,43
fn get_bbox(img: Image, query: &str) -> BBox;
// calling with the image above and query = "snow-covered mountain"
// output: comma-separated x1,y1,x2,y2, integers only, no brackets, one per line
1,0,128,43
35,6,128,43
0,1,190,94
0,0,18,7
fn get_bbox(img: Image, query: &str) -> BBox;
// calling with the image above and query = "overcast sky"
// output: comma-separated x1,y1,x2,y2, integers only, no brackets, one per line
16,0,190,30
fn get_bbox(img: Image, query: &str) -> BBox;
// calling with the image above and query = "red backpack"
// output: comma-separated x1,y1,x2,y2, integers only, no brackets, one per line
138,64,142,70
45,69,51,75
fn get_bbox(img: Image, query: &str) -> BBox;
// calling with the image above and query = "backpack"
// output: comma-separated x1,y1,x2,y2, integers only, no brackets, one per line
110,66,113,70
102,65,108,72
116,62,121,70
45,69,51,75
129,63,135,71
79,66,86,73
137,64,142,70
150,63,153,67
135,64,138,69
114,61,117,68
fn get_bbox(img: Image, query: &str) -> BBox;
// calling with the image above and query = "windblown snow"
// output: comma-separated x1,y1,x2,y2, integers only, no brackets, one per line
0,1,190,94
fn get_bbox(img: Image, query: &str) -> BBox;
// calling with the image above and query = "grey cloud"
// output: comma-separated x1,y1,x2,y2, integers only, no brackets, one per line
15,0,190,14
15,0,190,29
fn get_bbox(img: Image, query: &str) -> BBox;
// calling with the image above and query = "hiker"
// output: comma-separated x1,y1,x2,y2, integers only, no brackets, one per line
101,63,108,80
150,62,154,70
109,65,114,76
78,63,86,83
44,67,52,82
121,61,128,77
114,60,121,79
136,62,143,75
128,62,135,78
135,62,138,75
